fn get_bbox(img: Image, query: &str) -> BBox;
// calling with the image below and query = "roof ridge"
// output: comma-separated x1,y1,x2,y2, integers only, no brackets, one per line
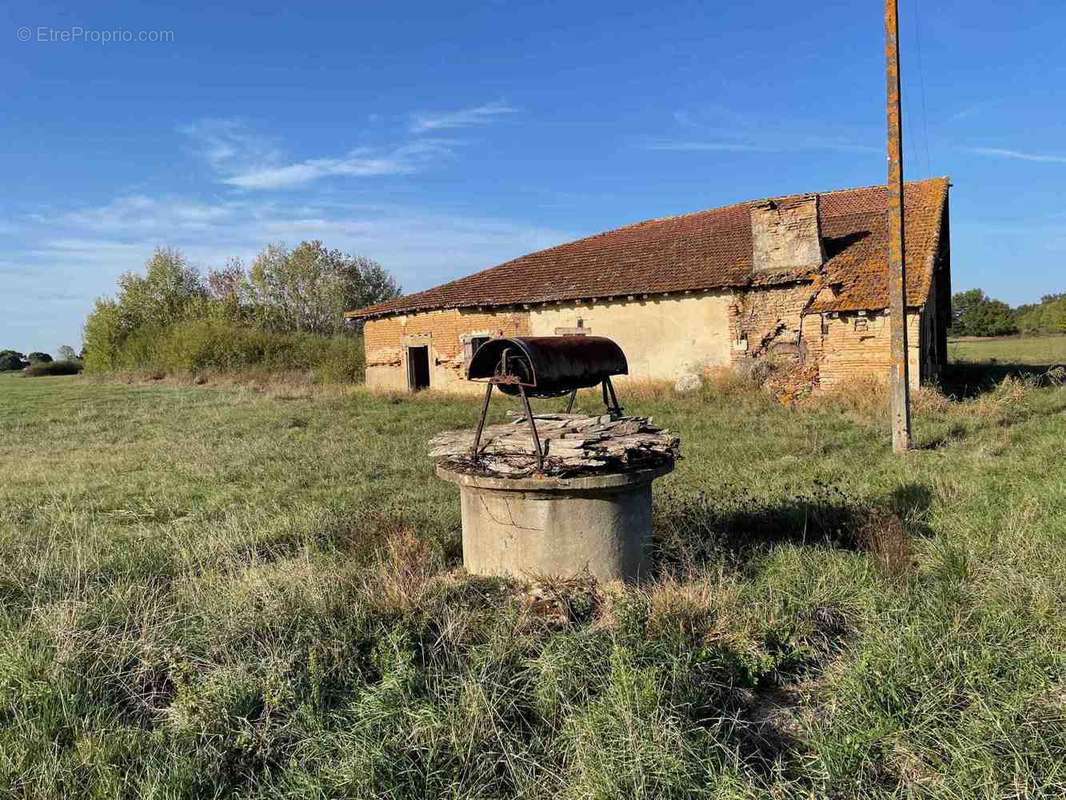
524,176,951,244
348,177,951,320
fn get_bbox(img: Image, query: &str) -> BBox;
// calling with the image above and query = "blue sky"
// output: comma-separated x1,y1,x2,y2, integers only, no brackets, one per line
2,0,1064,352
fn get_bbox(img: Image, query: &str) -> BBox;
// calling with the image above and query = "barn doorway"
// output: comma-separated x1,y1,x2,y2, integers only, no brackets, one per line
406,345,430,391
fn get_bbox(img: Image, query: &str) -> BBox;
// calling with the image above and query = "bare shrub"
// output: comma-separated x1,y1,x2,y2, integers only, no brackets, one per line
734,357,781,388
364,528,440,614
522,570,604,628
856,508,913,578
911,385,953,414
644,574,743,646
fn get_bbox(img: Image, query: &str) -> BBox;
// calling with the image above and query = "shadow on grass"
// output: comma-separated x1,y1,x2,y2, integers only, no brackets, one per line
650,483,934,779
941,361,1065,399
653,482,933,577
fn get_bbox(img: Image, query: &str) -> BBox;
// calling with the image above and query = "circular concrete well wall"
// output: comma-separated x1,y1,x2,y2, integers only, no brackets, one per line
437,463,673,582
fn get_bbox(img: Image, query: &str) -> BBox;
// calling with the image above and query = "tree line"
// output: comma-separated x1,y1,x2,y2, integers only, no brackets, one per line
950,289,1066,338
80,241,400,380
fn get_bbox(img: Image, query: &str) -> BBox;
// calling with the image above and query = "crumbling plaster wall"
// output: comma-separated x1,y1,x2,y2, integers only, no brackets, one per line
361,287,928,393
727,282,819,365
363,309,529,392
728,281,925,390
362,292,734,390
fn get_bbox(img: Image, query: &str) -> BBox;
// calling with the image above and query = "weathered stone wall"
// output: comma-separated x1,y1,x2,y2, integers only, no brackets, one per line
362,287,928,393
363,309,530,392
727,281,818,365
751,196,825,273
815,310,922,390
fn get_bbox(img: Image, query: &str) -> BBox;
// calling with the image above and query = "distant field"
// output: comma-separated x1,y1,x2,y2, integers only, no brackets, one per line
2,372,1066,798
949,334,1066,365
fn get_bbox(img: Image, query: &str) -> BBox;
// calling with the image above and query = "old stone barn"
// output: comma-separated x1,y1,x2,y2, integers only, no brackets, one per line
348,178,951,393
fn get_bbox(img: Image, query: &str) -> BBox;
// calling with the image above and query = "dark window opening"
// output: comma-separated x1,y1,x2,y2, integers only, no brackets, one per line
463,336,490,370
407,345,430,391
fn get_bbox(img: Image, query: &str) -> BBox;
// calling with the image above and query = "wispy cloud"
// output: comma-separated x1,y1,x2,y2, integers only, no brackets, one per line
222,140,455,190
181,114,493,189
179,119,281,173
2,191,573,348
968,147,1066,164
410,101,517,133
643,136,877,155
64,195,234,232
948,103,988,122
648,106,878,156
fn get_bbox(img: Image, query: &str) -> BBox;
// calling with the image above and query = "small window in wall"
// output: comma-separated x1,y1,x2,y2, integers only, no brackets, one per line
406,345,430,391
462,335,490,369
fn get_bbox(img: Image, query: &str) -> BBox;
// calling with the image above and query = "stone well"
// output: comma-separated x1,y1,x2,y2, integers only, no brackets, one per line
437,462,673,582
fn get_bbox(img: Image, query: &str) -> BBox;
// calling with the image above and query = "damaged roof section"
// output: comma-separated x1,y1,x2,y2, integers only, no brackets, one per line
348,177,950,320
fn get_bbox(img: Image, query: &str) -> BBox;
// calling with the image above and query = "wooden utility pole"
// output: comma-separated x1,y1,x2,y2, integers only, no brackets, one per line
885,0,912,452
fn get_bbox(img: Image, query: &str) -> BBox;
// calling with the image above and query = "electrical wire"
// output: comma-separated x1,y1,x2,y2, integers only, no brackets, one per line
911,0,933,177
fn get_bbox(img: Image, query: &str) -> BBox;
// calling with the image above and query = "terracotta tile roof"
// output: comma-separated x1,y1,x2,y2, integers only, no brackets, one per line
348,177,949,319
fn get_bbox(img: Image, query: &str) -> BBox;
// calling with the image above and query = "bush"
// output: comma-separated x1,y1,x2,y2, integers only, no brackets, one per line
132,317,364,382
23,360,84,377
81,243,393,382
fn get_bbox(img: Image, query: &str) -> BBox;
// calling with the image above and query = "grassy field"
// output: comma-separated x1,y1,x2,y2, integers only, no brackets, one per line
2,369,1065,798
948,334,1066,366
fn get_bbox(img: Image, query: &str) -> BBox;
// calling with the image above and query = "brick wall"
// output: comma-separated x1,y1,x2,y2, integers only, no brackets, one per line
751,196,825,273
362,290,928,393
816,310,922,390
728,281,819,365
363,308,530,392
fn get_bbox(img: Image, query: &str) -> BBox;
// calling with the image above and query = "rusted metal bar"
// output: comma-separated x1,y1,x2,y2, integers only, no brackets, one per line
886,0,912,452
604,377,623,418
565,388,577,413
517,384,544,471
470,381,494,461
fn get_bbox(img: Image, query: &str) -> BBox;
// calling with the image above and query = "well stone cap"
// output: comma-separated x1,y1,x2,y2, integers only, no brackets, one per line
435,461,674,492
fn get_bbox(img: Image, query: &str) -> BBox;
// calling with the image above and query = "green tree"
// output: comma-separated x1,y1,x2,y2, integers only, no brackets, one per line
1017,294,1066,335
80,241,396,376
27,352,53,364
82,299,124,372
56,345,78,361
950,289,1018,337
114,248,205,332
82,249,205,371
246,241,400,335
0,350,28,371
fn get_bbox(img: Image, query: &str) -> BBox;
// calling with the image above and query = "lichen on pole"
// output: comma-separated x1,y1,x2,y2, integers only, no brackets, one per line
885,0,912,452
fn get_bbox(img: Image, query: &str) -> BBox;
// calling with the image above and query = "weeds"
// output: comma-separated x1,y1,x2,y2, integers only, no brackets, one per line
1,370,1066,798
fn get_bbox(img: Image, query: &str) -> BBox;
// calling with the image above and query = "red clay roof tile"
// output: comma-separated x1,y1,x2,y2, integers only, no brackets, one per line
348,177,949,319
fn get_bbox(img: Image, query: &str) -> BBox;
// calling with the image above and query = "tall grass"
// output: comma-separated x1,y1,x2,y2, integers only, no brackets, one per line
1,371,1065,797
85,316,365,383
